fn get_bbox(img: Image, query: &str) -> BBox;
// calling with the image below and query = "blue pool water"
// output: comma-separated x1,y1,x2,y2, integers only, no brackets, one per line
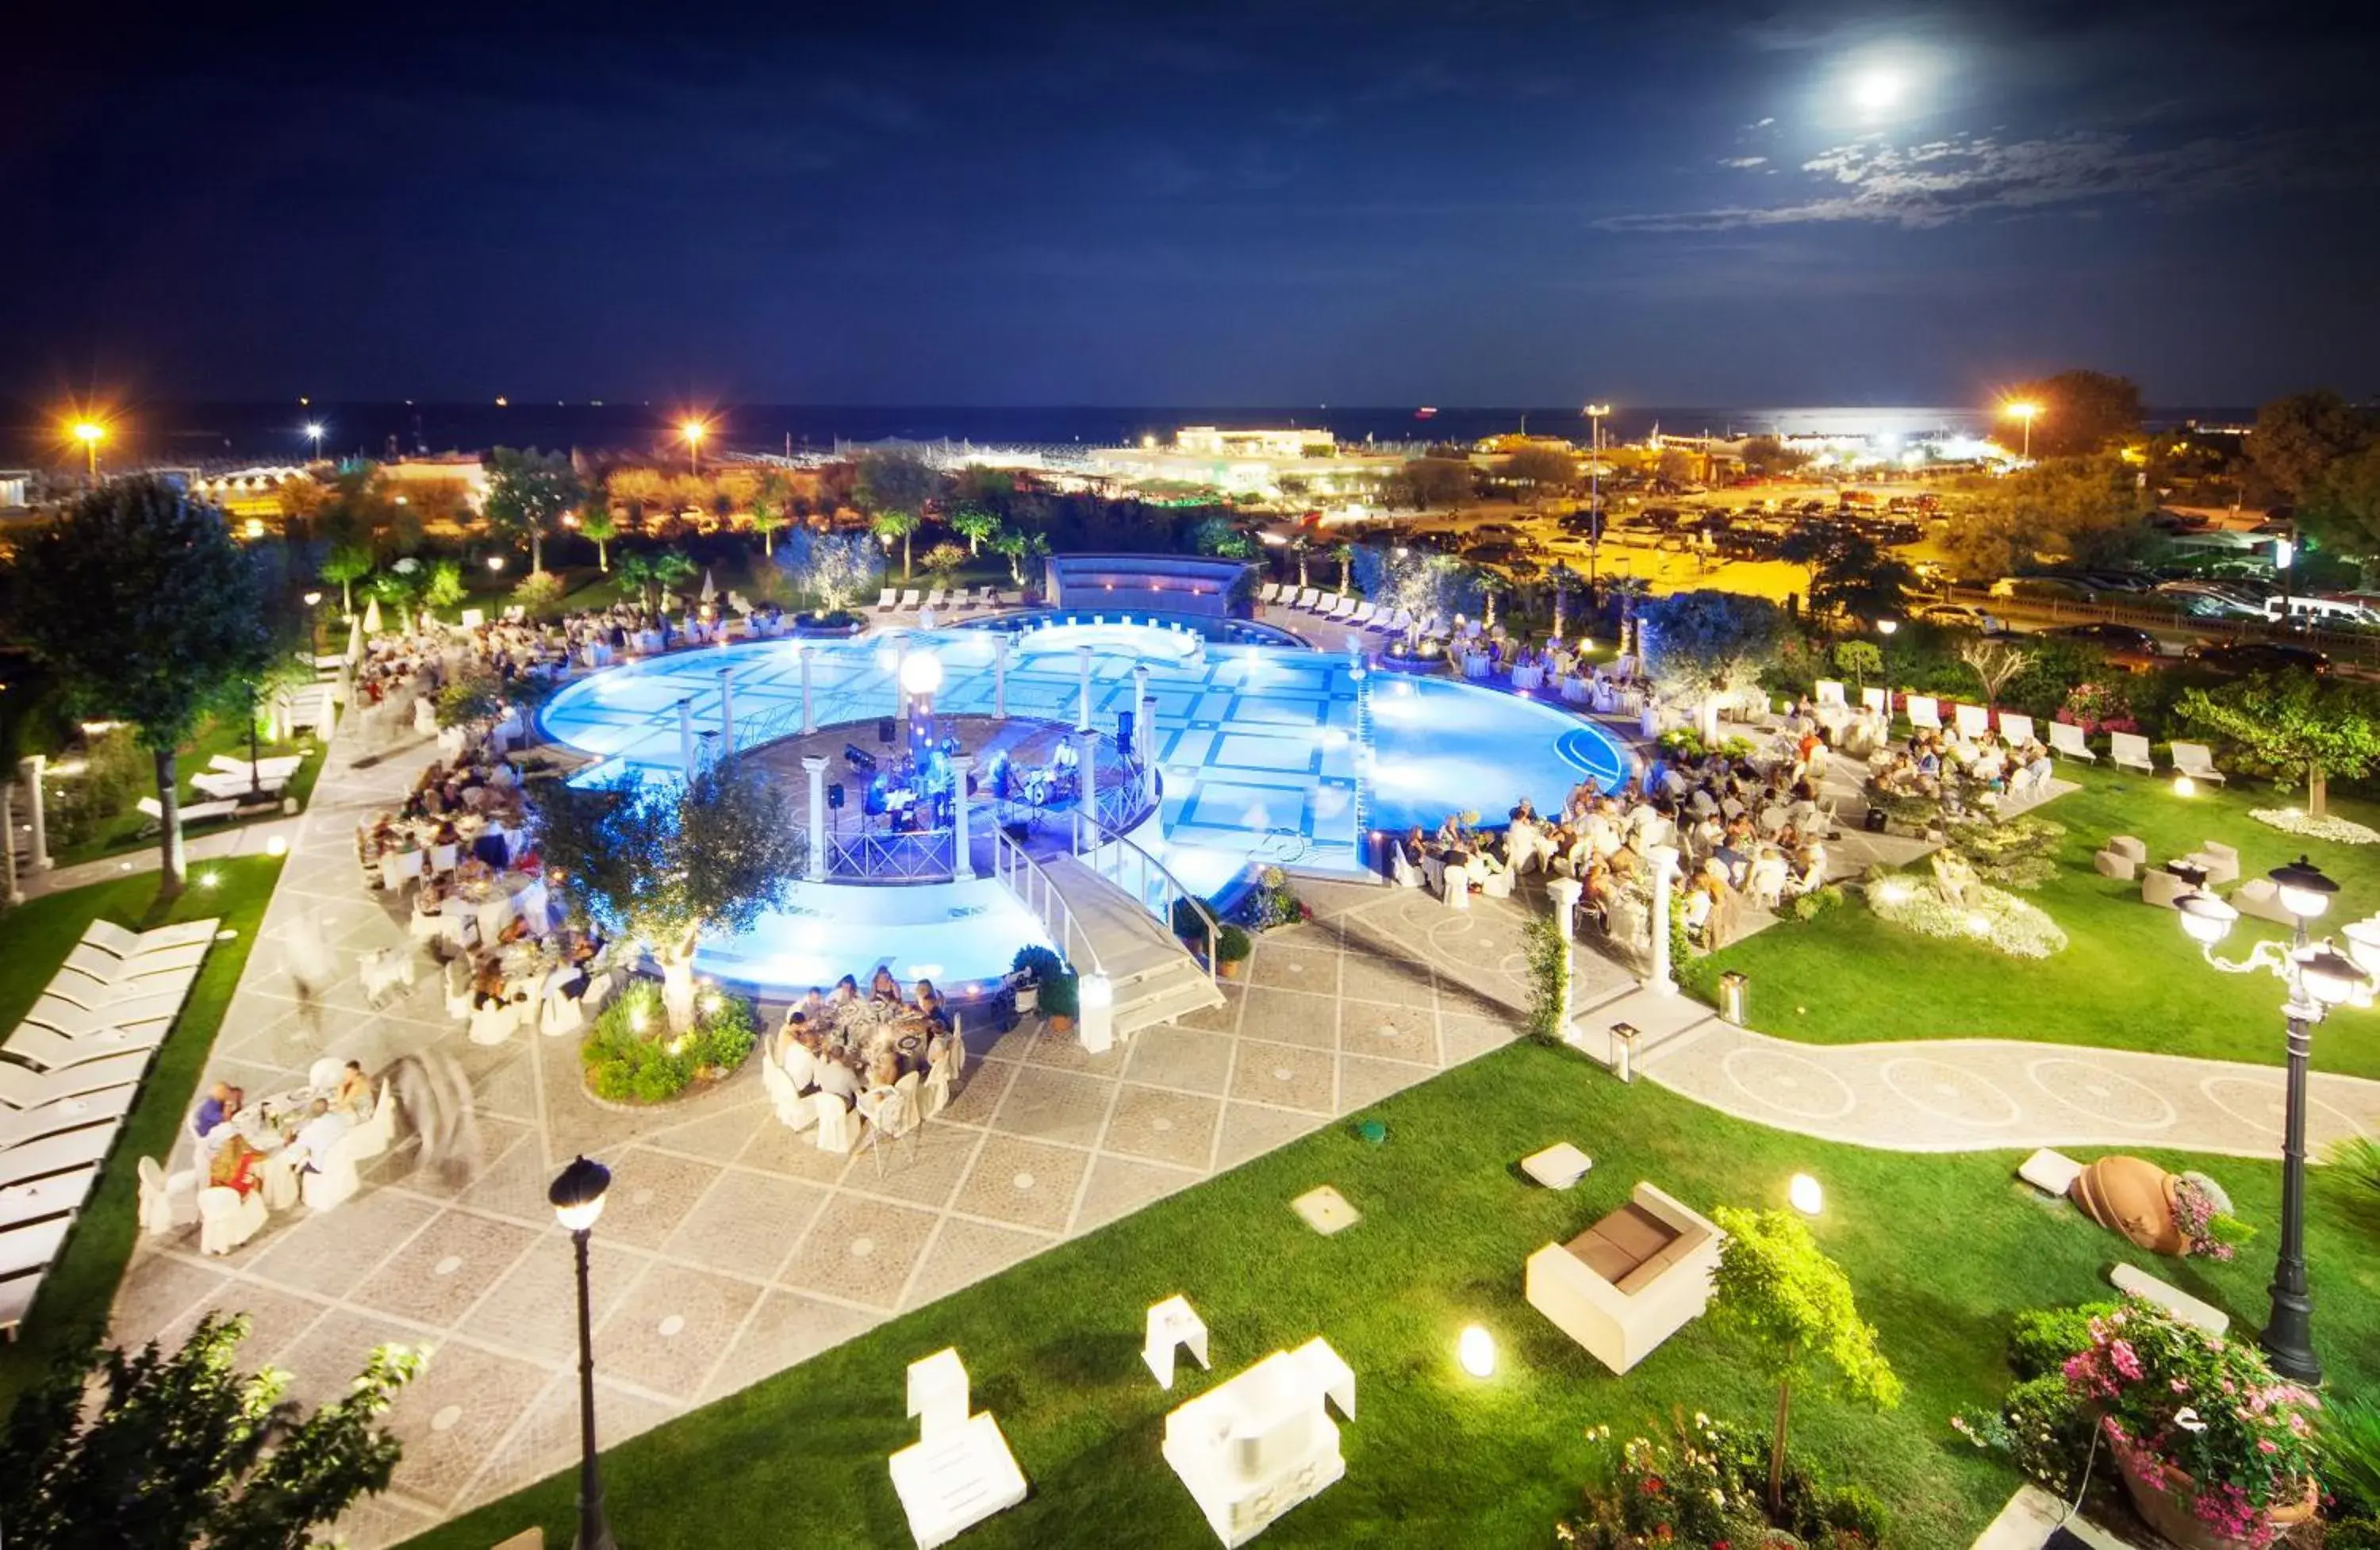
537,624,1630,988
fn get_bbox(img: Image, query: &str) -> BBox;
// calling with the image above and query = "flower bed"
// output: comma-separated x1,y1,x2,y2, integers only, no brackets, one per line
1557,1412,1887,1549
580,981,758,1104
1866,874,2068,957
2251,808,2380,846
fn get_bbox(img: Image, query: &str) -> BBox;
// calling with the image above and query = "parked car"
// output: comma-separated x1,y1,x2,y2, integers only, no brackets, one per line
1989,576,2098,603
2182,641,2332,676
1917,603,2008,634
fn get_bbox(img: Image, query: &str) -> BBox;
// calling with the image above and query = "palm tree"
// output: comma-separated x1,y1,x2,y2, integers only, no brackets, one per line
1333,541,1355,597
950,504,1001,555
577,506,619,572
872,509,920,580
615,551,658,609
749,470,793,557
1474,567,1511,631
1545,561,1582,639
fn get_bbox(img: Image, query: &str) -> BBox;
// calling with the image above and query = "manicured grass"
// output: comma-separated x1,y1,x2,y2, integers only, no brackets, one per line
0,857,282,1414
401,1038,2380,1550
1705,763,2380,1082
51,716,323,869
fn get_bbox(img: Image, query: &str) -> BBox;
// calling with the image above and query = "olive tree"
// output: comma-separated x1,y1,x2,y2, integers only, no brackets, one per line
776,528,883,613
2179,673,2380,817
1640,589,1785,742
10,477,267,894
482,447,582,574
534,754,806,1031
0,1312,419,1550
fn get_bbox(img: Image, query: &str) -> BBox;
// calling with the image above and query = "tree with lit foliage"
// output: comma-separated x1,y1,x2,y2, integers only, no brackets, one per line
1351,543,1472,650
949,502,1001,554
746,469,795,557
1777,528,1915,627
2179,673,2380,819
1708,1207,1902,1518
0,1312,419,1550
775,528,884,614
854,449,939,518
481,447,581,574
10,476,266,896
2005,369,2143,459
871,508,921,580
576,503,619,572
534,754,806,1033
1499,447,1576,504
1399,456,1474,510
1944,452,2155,581
2300,441,2380,585
318,542,373,616
991,528,1048,587
1737,435,1813,478
1641,589,1785,740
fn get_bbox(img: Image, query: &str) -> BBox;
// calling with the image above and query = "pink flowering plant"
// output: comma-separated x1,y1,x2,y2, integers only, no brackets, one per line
2055,681,2140,736
2170,1172,2255,1262
2065,1303,2318,1545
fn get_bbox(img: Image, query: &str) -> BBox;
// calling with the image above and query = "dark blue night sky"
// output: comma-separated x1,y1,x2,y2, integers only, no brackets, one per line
4,0,2374,407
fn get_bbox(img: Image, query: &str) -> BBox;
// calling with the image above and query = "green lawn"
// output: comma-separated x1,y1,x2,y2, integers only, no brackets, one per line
1704,763,2380,1082
401,1039,2380,1550
50,716,323,869
0,857,282,1413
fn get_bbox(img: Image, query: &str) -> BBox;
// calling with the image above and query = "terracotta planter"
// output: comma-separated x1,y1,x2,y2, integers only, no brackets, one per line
2068,1155,2186,1256
1217,957,1245,980
2108,1429,2317,1550
1049,1014,1075,1034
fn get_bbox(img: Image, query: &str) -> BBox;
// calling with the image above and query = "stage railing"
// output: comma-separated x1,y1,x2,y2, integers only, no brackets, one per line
826,827,955,882
990,827,1104,980
1070,808,1217,986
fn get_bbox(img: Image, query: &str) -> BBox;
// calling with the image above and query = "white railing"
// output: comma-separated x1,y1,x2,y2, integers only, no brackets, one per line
827,828,955,881
990,827,1105,980
1070,808,1217,985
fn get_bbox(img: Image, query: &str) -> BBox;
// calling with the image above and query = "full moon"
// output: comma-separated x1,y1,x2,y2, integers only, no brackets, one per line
1852,68,1905,117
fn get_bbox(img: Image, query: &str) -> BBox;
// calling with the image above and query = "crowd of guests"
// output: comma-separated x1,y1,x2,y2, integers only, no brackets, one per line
1862,716,2056,808
190,1063,377,1200
768,969,961,1132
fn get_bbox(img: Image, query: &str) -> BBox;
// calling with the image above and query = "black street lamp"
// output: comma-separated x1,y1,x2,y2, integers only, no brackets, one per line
548,1155,618,1550
2175,857,2374,1384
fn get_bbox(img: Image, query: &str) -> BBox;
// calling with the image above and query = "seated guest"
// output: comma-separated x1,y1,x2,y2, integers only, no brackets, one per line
472,958,509,1011
289,1099,351,1175
830,974,860,1007
796,986,830,1026
777,1026,817,1089
913,979,948,1030
869,966,904,1004
335,1061,374,1120
814,1052,862,1101
209,1133,269,1199
193,1081,233,1138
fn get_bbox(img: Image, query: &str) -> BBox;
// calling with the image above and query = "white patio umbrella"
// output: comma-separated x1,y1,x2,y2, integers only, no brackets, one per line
361,596,383,635
345,616,363,660
700,568,717,604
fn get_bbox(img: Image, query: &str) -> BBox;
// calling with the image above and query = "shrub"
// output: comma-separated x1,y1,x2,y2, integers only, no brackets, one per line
1010,944,1063,984
2056,679,2138,737
2328,1135,2380,1197
2008,1300,2119,1379
1523,911,1569,1042
1946,813,2068,890
435,663,505,728
44,723,146,845
579,981,757,1103
1559,1412,1885,1549
1785,883,1845,922
1039,971,1080,1021
511,569,568,616
1213,923,1252,964
1230,865,1309,930
2320,1394,2380,1518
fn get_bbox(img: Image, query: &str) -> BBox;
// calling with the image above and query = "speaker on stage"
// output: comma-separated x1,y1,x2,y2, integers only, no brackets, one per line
1116,709,1135,754
827,782,846,811
1862,805,1888,833
877,717,897,746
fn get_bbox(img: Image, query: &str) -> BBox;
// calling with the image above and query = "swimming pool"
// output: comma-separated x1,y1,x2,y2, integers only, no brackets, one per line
537,624,1630,987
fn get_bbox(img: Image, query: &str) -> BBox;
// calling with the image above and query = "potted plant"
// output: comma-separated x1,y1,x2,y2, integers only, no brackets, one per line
1171,896,1208,951
2065,1303,2319,1550
1040,970,1080,1034
1214,924,1252,978
1010,944,1061,1015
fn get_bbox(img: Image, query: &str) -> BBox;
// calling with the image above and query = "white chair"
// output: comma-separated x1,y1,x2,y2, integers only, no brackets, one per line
920,1057,954,1121
1859,685,1888,716
378,849,424,894
307,1057,344,1092
443,957,474,1021
1389,846,1424,888
1441,861,1472,909
815,1092,859,1152
428,842,460,877
2048,721,2097,762
468,999,521,1045
1998,712,2036,746
1953,704,1990,739
1905,695,1941,731
862,1088,919,1176
137,1154,195,1237
301,1125,378,1212
762,1055,816,1129
197,1185,267,1254
2171,742,2227,785
2109,731,2156,774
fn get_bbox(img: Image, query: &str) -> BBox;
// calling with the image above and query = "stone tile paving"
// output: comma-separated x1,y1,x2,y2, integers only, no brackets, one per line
111,706,1560,1548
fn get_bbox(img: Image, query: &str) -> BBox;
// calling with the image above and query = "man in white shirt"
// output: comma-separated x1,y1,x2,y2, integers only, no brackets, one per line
814,1057,861,1102
289,1099,350,1174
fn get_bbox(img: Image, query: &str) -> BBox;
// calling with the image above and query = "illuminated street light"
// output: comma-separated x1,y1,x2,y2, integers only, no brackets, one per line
305,421,326,460
488,555,507,573
2003,401,2040,461
70,419,105,478
680,418,709,475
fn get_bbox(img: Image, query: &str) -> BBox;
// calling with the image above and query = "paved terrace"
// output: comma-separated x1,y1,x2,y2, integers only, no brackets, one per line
110,708,1617,1548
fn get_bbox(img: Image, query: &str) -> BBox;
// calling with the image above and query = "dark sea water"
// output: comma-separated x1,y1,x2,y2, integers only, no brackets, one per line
0,401,2253,469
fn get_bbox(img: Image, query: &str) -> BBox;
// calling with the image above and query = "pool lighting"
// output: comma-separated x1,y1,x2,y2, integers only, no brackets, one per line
1457,1325,1496,1379
1789,1174,1825,1215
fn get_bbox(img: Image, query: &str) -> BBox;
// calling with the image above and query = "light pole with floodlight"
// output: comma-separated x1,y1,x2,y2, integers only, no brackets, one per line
2175,857,2374,1384
681,419,708,476
549,1155,618,1550
305,420,325,463
1584,403,1610,591
2003,401,2040,461
71,420,105,480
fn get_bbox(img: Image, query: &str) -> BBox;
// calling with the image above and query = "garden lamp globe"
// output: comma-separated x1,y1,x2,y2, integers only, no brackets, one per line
2176,891,2238,947
548,1154,611,1231
2295,946,2366,1007
2271,857,2337,921
2340,917,2380,979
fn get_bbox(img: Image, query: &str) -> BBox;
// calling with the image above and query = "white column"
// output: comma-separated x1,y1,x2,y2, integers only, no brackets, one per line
1,784,20,905
802,755,828,881
716,666,735,752
993,635,1010,719
894,639,910,720
1075,644,1094,731
1546,877,1583,939
1645,843,1679,996
21,755,49,871
677,698,696,777
950,754,977,879
799,646,816,734
1077,727,1100,824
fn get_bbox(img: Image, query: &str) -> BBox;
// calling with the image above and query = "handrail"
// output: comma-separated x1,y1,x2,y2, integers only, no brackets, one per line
989,826,1105,980
1070,807,1218,985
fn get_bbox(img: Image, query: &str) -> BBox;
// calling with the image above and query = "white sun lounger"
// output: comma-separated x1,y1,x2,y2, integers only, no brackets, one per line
899,589,922,608
2109,731,2156,774
1311,591,1342,615
63,941,207,984
1905,695,1942,731
923,587,947,611
190,771,286,803
0,1087,137,1149
2,1022,171,1072
0,1217,76,1285
972,585,996,608
1327,596,1362,621
1952,703,1990,739
1295,588,1320,609
1261,582,1283,603
43,963,199,1011
83,919,219,957
0,1053,149,1110
210,754,304,781
2048,722,2096,762
0,1164,101,1234
1349,601,1378,626
0,1125,119,1188
876,588,899,611
20,996,181,1040
136,796,240,825
2170,742,2227,785
1998,712,2036,745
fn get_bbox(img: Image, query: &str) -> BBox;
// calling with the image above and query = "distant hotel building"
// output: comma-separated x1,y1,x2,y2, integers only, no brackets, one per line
1087,426,1403,499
